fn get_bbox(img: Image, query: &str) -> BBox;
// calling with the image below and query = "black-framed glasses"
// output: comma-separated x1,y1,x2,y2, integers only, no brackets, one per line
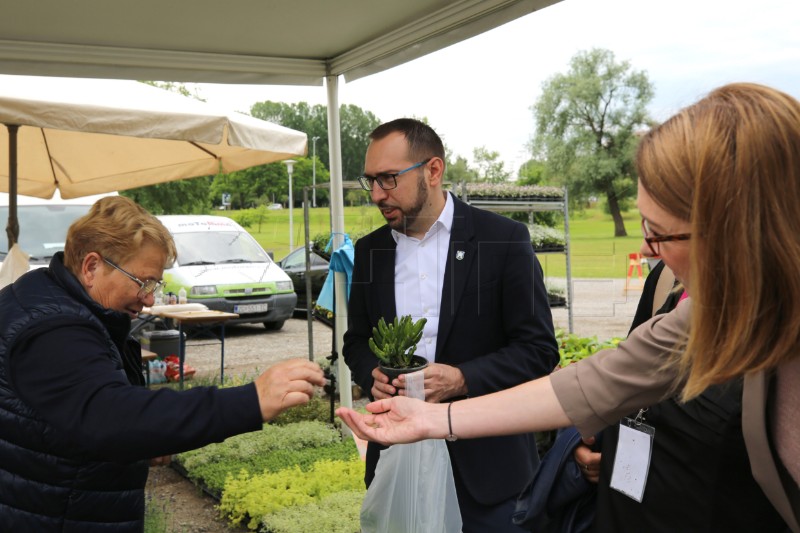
641,218,691,256
103,257,164,299
358,158,432,191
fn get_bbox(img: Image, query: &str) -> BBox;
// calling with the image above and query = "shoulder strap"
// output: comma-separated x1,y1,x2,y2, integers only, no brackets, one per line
652,264,676,316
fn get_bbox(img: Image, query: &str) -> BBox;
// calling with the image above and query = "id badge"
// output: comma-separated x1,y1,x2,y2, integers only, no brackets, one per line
609,412,655,502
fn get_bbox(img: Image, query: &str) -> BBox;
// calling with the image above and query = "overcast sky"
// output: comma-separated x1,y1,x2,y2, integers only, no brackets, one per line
193,0,800,178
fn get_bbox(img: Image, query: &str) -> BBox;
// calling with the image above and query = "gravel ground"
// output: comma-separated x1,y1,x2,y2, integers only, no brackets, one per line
144,278,646,531
178,277,644,379
174,317,336,381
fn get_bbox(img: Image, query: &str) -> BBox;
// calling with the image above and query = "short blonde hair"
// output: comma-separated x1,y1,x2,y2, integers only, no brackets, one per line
637,83,800,399
63,196,177,274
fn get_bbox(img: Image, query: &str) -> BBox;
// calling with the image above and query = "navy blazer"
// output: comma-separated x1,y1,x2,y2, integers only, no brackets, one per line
343,194,559,506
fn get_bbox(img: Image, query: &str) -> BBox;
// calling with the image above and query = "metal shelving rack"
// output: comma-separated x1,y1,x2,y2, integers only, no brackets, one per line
460,188,573,333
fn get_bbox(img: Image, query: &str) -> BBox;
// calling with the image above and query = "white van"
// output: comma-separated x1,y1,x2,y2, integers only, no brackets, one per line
0,191,117,271
157,215,296,330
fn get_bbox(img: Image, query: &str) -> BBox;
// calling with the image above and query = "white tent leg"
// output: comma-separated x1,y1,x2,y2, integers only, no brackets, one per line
326,75,353,413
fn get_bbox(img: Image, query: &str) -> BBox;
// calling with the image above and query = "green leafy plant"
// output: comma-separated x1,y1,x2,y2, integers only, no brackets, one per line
162,377,367,533
368,315,427,369
556,329,622,367
546,282,567,308
260,490,364,533
143,495,170,533
270,396,334,426
219,458,365,529
310,231,367,261
175,420,350,494
546,282,565,296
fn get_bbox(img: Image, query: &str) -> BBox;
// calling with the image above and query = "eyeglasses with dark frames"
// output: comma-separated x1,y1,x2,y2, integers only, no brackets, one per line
641,218,691,256
358,158,432,191
103,257,165,299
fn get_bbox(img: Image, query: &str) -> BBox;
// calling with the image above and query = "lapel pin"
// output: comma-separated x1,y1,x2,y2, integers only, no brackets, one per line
456,250,465,261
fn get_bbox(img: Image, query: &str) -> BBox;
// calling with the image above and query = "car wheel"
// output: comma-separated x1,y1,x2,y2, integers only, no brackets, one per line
263,320,285,331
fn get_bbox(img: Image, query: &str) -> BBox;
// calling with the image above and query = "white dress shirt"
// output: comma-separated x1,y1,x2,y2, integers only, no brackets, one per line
391,192,454,362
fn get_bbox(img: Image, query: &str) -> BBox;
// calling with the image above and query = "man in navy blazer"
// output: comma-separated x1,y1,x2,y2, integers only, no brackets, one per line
343,118,559,532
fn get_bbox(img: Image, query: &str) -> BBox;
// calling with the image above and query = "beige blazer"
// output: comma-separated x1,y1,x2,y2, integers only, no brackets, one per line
551,299,800,531
743,371,800,531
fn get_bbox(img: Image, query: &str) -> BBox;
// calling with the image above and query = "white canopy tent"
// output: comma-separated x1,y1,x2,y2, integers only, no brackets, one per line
0,0,562,408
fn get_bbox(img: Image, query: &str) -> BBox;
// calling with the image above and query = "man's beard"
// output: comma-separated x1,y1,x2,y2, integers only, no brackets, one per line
380,174,429,234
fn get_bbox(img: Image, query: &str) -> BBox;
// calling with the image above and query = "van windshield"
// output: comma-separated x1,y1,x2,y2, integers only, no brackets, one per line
173,230,271,266
0,205,93,264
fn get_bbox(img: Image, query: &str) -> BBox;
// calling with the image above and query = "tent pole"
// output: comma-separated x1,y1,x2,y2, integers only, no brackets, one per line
6,124,19,248
303,186,314,361
326,74,353,414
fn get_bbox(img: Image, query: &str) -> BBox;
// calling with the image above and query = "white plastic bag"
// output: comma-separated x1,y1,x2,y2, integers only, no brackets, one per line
0,243,30,289
360,371,462,533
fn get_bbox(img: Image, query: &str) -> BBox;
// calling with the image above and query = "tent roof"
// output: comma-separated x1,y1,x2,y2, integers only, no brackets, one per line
0,0,560,85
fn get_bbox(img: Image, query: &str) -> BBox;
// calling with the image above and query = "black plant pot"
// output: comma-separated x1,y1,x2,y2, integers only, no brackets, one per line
379,355,429,381
533,244,566,253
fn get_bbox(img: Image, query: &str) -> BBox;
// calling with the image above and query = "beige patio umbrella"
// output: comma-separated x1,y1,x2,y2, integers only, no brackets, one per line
0,74,307,247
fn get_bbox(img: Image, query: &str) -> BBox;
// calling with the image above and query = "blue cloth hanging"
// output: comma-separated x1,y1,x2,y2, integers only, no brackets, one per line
315,234,354,313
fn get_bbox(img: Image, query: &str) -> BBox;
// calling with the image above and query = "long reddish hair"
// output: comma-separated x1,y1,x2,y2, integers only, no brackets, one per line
637,83,800,400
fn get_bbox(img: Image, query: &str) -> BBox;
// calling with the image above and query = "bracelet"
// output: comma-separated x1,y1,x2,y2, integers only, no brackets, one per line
445,402,458,442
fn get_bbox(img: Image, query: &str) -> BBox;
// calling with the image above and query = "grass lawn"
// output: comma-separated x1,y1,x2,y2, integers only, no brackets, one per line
541,207,645,279
233,204,645,279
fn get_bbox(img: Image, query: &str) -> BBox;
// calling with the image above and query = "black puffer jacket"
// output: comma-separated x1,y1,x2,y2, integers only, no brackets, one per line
0,254,148,532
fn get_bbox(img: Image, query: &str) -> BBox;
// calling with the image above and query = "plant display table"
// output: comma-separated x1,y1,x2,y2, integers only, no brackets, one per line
458,184,573,332
141,305,239,387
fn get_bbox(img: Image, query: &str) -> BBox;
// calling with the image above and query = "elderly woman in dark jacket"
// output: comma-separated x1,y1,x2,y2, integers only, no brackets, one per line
0,196,324,532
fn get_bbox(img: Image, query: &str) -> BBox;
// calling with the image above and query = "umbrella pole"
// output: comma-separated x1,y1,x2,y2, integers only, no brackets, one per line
6,124,19,248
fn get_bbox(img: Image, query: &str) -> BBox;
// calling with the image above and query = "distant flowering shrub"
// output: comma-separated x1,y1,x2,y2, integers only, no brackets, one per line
528,224,566,250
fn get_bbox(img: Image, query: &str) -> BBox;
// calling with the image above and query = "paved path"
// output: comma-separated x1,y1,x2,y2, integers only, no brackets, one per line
551,277,644,339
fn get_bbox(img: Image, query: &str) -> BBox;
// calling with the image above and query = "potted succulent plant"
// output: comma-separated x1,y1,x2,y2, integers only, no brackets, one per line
369,315,428,380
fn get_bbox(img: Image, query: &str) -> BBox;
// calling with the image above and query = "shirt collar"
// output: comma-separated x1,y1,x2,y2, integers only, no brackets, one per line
391,191,454,244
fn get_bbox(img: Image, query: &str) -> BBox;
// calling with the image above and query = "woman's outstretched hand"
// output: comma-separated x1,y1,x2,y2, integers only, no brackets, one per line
336,396,440,445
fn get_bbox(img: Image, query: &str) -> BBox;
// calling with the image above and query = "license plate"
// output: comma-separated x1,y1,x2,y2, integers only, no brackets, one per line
234,303,269,314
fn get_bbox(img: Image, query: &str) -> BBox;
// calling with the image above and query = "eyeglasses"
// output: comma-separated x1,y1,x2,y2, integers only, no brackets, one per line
641,218,691,256
358,158,432,191
103,257,164,299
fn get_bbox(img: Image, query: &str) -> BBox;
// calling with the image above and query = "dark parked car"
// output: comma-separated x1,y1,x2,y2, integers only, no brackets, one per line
277,246,330,313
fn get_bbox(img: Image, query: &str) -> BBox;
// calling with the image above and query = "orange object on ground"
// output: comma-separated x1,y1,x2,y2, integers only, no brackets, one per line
625,252,644,291
163,355,196,382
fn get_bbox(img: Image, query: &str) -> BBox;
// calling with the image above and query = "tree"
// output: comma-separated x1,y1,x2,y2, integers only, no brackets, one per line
250,101,328,163
339,104,381,183
209,167,264,210
445,155,478,192
517,159,548,186
210,157,331,210
532,48,654,236
473,147,510,183
121,177,212,214
140,81,205,101
249,101,380,187
123,82,211,213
